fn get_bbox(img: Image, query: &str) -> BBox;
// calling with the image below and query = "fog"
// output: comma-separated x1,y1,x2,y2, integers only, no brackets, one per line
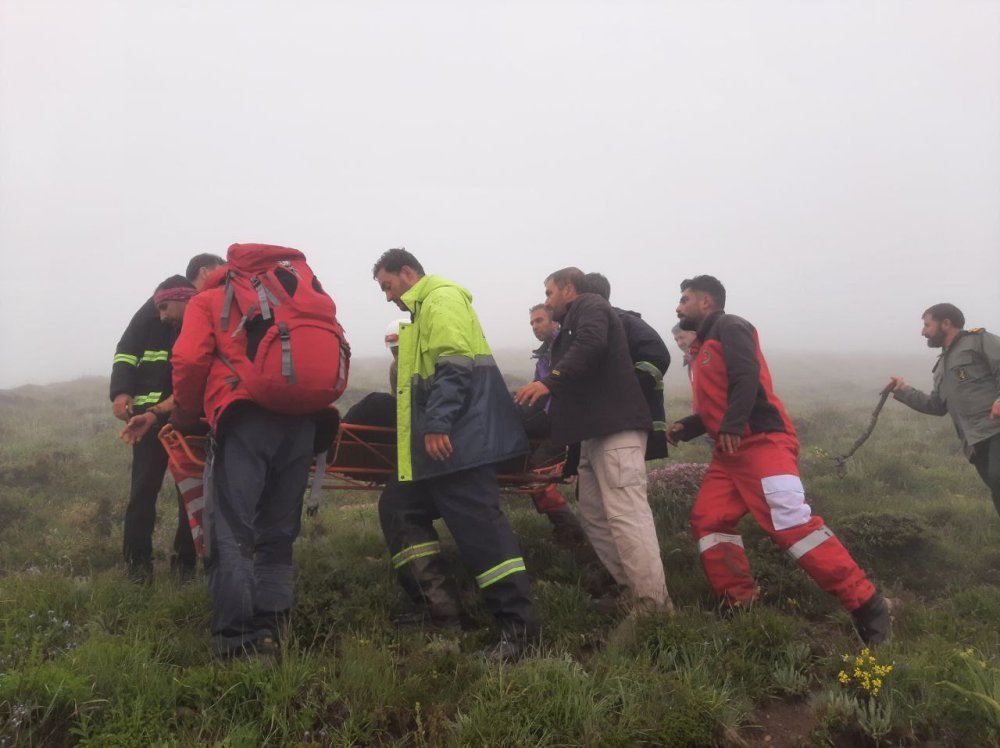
2,1,998,390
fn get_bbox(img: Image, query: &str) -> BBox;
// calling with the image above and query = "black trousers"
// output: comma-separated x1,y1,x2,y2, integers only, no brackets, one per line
379,464,537,634
972,433,1000,518
123,427,196,568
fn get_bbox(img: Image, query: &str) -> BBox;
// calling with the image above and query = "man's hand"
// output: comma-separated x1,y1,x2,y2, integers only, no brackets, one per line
514,381,550,407
424,433,453,461
991,400,1000,420
119,412,156,444
887,376,906,392
717,433,742,454
112,393,133,422
666,422,686,446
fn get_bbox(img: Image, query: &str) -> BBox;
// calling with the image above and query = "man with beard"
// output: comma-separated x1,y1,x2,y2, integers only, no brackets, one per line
515,267,673,620
111,256,222,582
888,303,1000,518
667,275,892,645
373,247,537,662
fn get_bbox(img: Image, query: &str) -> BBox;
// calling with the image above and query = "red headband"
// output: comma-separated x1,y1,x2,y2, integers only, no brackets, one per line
154,287,196,305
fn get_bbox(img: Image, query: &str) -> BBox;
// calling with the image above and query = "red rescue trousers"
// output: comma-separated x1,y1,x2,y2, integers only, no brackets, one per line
530,483,568,514
690,432,875,612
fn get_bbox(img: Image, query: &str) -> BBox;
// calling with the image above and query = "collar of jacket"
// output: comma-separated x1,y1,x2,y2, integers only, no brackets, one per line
400,274,471,315
932,329,972,371
696,310,726,341
531,337,553,360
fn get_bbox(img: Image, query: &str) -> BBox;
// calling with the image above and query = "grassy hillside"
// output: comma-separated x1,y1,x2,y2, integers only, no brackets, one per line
1,365,998,746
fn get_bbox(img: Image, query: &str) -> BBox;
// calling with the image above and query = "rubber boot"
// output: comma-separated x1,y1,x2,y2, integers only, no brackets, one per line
394,555,463,630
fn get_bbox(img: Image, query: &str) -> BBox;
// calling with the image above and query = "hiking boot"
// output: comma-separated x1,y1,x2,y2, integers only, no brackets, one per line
852,594,894,646
481,629,535,664
251,632,279,663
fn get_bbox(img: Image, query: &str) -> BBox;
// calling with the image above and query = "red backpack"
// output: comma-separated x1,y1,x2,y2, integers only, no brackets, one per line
218,243,350,414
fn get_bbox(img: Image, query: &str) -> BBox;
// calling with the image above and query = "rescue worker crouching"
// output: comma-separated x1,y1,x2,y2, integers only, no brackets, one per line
373,247,538,662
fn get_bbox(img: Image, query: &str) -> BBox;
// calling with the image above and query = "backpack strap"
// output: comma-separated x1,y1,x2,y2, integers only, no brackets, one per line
278,323,296,383
220,275,236,332
251,276,282,320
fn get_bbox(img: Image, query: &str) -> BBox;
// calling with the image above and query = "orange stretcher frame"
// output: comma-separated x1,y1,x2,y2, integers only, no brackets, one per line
159,423,567,496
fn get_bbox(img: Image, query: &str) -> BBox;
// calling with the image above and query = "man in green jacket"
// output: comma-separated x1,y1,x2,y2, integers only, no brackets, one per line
373,248,537,661
888,303,1000,517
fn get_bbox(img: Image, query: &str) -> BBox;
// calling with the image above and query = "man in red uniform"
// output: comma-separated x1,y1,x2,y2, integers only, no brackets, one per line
667,275,891,645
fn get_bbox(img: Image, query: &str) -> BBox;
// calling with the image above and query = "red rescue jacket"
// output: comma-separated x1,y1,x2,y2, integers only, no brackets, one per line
679,311,796,442
171,269,252,431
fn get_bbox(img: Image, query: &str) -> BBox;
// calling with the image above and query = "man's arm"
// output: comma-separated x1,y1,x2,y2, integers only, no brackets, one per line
717,317,760,435
110,300,154,418
420,291,477,454
622,312,670,394
169,296,216,430
888,375,947,416
666,414,706,445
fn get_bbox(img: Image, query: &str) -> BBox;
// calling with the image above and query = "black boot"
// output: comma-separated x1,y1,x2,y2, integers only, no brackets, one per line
481,624,536,663
395,555,463,630
852,594,894,646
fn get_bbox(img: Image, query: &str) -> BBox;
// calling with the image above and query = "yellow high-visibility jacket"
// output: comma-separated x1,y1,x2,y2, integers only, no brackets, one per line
395,275,528,482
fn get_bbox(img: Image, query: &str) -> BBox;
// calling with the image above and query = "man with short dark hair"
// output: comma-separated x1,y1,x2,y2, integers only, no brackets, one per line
111,267,214,582
582,272,671,461
515,267,673,618
372,247,537,661
185,253,226,289
888,303,1000,517
668,275,891,645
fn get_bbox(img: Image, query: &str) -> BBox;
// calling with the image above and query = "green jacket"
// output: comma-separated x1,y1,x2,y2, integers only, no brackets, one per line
395,275,528,481
894,328,1000,459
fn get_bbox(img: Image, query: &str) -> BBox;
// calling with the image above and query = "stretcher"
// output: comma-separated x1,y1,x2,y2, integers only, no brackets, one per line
159,423,567,556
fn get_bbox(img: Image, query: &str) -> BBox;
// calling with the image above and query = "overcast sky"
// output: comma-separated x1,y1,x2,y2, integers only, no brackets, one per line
1,0,998,390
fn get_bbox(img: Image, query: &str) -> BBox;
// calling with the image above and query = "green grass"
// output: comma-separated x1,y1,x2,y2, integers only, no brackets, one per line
1,377,999,745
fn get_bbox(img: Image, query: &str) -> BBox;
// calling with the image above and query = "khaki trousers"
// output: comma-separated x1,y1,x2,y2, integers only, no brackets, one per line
577,429,669,607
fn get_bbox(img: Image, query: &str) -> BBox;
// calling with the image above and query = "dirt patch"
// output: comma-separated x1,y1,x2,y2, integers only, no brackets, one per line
743,699,818,747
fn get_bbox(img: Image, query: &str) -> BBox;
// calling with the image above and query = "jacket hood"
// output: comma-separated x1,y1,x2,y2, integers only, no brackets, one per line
401,275,471,312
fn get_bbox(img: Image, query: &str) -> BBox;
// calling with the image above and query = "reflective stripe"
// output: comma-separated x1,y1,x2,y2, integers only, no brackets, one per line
652,420,668,432
392,541,441,569
113,353,138,366
476,557,527,588
635,361,664,390
786,527,835,560
141,350,169,363
132,392,163,408
438,355,474,369
697,532,744,554
474,354,497,367
186,496,205,514
177,478,202,494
